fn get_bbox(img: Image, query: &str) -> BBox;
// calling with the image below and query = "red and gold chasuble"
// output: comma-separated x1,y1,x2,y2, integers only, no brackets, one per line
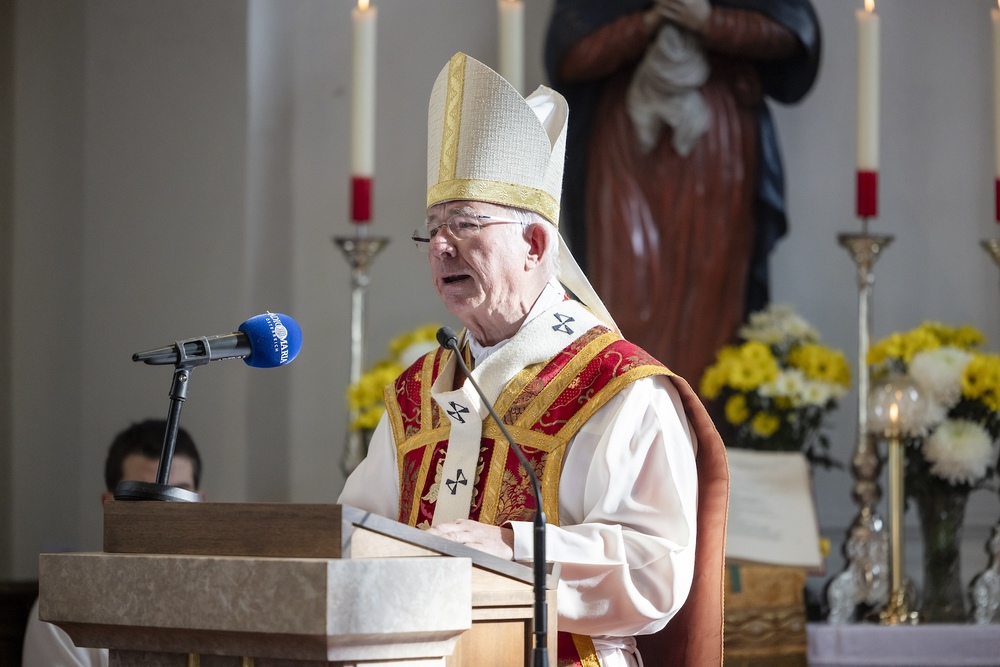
383,304,672,667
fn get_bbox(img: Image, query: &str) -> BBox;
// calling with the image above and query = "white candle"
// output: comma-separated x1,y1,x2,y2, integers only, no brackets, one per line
856,0,880,172
351,0,377,178
498,0,524,94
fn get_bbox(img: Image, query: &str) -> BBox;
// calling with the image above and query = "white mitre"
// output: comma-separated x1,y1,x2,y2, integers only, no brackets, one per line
426,52,617,332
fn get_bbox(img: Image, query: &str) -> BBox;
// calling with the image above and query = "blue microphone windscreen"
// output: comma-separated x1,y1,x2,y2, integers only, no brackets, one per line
238,313,302,368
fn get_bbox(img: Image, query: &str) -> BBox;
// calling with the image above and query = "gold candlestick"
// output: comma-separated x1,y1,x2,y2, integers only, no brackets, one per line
868,376,924,625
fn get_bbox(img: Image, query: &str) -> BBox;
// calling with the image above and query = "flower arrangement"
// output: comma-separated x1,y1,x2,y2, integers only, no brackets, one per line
346,323,442,431
700,304,851,468
867,321,1000,495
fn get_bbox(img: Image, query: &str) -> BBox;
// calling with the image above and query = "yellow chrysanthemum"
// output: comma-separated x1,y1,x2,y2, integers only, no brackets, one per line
962,353,1000,412
949,324,986,350
789,344,852,387
750,412,781,438
725,394,750,425
724,342,780,391
700,363,728,399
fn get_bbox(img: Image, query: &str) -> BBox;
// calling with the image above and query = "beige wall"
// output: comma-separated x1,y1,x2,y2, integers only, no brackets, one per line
4,0,1000,606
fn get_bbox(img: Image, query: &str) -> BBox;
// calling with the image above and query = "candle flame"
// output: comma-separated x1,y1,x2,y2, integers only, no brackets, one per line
358,0,369,10
865,0,874,12
889,403,898,424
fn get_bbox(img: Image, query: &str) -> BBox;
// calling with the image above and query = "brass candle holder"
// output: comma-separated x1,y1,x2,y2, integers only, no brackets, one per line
868,374,925,625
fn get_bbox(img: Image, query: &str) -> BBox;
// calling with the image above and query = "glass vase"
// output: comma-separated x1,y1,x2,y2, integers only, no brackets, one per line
913,490,969,623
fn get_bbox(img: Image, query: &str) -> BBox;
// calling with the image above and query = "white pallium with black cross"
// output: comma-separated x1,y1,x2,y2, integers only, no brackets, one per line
428,299,600,525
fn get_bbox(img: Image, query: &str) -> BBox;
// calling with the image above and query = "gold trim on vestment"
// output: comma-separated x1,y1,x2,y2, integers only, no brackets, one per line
516,331,620,428
427,179,559,224
562,365,673,438
495,360,547,416
571,633,601,667
385,382,405,457
438,53,465,184
479,418,508,525
420,350,439,430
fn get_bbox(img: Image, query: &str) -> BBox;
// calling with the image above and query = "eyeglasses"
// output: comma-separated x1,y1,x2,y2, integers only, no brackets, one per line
411,213,526,251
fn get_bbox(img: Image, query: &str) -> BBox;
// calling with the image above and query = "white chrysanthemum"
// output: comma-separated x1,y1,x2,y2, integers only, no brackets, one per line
801,380,847,407
923,419,995,485
909,346,973,408
759,368,807,402
740,304,819,345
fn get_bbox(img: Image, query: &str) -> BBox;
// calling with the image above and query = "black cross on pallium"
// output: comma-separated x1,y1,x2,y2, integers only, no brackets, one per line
445,469,468,495
552,312,575,335
447,401,470,423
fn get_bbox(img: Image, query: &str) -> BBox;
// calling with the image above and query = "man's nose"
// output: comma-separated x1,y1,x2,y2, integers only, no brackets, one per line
429,232,457,257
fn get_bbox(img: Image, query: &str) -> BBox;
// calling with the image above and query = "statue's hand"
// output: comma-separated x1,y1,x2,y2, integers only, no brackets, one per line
650,0,711,35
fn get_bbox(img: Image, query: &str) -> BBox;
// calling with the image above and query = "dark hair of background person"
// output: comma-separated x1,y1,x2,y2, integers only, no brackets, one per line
103,419,202,492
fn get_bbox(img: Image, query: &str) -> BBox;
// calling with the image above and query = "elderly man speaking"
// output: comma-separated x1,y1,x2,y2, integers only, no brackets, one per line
339,52,727,667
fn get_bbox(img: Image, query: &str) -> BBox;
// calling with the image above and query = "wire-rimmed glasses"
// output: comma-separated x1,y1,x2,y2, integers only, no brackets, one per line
411,213,526,251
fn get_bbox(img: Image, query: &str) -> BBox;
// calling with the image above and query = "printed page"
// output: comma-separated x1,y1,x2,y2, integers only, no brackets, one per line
724,448,823,570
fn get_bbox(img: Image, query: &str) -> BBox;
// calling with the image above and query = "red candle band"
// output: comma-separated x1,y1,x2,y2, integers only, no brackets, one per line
995,179,1000,223
856,170,878,218
351,176,373,223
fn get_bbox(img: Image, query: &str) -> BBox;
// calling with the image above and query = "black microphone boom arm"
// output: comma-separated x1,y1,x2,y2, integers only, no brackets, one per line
437,326,549,667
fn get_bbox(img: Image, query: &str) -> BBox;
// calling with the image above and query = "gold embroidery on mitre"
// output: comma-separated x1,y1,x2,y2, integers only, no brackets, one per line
438,53,466,184
427,178,559,226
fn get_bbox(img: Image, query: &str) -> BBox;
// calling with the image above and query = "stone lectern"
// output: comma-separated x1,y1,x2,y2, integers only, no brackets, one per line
38,503,557,666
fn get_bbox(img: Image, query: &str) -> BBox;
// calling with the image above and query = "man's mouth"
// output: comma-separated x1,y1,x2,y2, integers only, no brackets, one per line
442,274,471,284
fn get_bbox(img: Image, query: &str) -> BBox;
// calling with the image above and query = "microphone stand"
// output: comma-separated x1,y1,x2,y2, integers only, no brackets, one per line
115,338,207,502
439,330,548,667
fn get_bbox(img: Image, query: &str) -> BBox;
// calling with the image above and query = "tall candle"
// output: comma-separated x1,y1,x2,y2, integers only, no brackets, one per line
351,0,377,223
993,3,1000,221
856,0,880,218
498,0,524,94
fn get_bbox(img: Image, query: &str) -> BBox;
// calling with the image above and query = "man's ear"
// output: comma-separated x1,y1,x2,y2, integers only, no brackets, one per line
524,223,547,269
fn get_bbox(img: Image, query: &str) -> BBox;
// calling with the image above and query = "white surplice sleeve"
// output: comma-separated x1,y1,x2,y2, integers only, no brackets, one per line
337,374,698,641
338,412,400,519
508,375,698,639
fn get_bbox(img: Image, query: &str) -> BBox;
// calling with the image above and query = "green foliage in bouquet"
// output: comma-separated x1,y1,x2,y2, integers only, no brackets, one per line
700,304,851,469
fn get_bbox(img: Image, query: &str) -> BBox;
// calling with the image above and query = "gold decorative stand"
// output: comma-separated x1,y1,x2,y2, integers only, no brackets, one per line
825,223,893,624
335,229,389,476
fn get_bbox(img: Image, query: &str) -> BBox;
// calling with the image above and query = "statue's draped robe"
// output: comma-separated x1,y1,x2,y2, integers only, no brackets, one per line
545,0,821,383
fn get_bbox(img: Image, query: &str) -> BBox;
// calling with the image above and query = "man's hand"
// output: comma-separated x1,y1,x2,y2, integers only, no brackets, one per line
646,0,712,35
426,519,515,560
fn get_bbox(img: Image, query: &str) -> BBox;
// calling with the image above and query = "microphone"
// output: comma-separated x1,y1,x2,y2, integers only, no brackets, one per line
133,312,302,368
436,326,549,667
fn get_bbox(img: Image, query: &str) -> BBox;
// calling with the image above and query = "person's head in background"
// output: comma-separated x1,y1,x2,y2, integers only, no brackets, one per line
101,419,203,503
